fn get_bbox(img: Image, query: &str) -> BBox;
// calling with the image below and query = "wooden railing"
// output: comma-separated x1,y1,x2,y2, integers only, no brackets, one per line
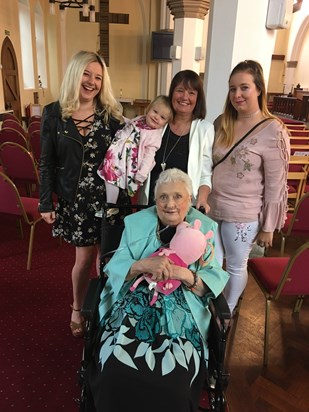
299,96,309,122
272,95,306,121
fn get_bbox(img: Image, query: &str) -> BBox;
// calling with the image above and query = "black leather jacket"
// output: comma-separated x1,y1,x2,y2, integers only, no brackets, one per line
38,101,121,212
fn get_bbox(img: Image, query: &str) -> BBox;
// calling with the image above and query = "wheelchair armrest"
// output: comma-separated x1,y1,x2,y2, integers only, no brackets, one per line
209,293,231,320
208,293,231,335
81,276,106,321
207,292,231,390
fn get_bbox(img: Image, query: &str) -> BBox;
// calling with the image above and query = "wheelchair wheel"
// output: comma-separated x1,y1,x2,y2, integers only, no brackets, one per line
199,387,230,412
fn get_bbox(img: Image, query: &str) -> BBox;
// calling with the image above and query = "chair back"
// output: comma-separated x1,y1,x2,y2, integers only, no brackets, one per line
0,127,29,149
0,171,42,270
1,113,21,123
287,169,308,211
0,171,24,217
28,121,41,135
286,124,307,130
28,115,42,124
286,192,309,236
276,242,309,297
0,142,40,185
290,137,309,146
2,119,28,138
28,129,41,164
289,129,309,137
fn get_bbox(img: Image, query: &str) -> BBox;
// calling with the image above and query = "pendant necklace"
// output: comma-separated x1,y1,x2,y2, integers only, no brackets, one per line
160,126,186,171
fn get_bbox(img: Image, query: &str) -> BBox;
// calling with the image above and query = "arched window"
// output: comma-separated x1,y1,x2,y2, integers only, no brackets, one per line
34,1,47,89
18,0,35,89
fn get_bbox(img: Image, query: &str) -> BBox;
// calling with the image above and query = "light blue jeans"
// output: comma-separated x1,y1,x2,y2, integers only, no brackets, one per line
214,220,260,313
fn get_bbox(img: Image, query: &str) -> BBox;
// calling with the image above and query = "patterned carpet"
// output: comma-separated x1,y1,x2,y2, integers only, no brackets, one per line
0,215,89,412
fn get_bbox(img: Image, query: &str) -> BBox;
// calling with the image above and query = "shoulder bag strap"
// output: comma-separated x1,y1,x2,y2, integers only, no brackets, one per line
213,118,270,170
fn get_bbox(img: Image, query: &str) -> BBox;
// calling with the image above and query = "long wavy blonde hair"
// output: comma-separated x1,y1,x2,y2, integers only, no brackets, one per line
59,50,123,123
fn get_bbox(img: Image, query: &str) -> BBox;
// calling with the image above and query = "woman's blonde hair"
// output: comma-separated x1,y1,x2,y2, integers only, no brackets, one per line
217,60,278,148
59,50,123,123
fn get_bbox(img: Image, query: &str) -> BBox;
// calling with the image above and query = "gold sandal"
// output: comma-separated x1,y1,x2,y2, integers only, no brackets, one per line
70,305,85,338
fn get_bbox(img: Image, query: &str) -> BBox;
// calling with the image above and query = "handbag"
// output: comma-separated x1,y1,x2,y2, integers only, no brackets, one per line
213,118,270,169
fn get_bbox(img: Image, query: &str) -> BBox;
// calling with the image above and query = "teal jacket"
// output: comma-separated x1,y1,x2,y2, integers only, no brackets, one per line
98,206,229,346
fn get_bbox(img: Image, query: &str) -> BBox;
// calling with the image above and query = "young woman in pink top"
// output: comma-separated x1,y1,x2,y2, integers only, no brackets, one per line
97,95,172,216
208,60,290,314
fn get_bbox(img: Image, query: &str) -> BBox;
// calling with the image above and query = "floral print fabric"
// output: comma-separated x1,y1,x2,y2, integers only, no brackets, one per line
53,117,111,246
99,123,141,197
98,283,203,384
209,120,290,231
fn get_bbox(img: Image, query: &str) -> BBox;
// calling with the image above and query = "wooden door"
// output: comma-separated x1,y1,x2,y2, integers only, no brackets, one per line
1,37,22,121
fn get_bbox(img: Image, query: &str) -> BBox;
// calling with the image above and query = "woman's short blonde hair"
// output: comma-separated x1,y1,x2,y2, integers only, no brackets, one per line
154,168,193,199
59,50,123,122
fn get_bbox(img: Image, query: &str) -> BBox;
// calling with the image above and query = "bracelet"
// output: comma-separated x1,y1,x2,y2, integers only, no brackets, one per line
185,271,199,291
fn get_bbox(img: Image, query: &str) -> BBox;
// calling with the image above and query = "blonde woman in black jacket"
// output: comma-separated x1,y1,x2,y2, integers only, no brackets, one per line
39,51,124,338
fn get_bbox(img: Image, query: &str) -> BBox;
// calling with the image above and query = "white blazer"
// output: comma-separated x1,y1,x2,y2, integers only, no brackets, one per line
139,118,214,204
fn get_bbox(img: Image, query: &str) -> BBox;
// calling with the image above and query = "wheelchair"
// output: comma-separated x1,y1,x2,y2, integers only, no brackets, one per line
77,203,231,412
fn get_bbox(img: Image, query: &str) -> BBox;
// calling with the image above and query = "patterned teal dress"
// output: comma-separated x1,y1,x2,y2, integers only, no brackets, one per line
88,227,206,412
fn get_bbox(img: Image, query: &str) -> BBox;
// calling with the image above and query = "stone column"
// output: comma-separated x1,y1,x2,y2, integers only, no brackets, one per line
166,0,210,75
167,0,210,19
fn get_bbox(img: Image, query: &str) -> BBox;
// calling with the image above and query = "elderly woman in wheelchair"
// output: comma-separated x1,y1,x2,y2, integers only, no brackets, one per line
85,168,229,412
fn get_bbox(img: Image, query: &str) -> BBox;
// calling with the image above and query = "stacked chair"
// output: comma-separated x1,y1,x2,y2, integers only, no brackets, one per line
0,171,42,270
0,114,42,270
2,118,28,138
248,241,309,366
288,135,309,211
279,192,309,256
0,126,29,149
0,112,41,165
0,141,40,197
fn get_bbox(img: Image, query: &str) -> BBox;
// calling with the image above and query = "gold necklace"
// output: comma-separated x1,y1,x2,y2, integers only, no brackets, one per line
161,126,186,171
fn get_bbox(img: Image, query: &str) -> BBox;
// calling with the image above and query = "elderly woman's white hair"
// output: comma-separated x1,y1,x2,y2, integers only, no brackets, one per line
154,168,193,199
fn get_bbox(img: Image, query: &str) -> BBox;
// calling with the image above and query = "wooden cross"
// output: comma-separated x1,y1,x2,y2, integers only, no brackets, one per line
80,0,129,66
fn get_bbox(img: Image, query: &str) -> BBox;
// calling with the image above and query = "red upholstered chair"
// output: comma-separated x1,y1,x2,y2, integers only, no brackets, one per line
289,129,309,152
280,192,309,255
28,121,41,136
28,115,42,124
289,129,309,137
1,112,22,123
248,242,309,366
0,171,43,270
0,127,29,150
285,124,306,130
28,129,41,164
0,141,40,196
2,119,28,139
287,168,308,211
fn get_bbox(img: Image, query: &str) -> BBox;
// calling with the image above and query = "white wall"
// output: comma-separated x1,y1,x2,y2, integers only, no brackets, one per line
204,0,277,123
285,2,309,91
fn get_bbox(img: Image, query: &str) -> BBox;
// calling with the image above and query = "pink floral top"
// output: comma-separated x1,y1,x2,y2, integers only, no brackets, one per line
208,119,290,232
97,116,163,196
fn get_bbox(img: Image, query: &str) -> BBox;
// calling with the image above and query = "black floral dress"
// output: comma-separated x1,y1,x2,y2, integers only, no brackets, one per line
53,116,112,247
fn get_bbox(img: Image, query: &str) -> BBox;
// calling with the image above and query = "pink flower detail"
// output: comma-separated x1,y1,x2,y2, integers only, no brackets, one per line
101,150,122,182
